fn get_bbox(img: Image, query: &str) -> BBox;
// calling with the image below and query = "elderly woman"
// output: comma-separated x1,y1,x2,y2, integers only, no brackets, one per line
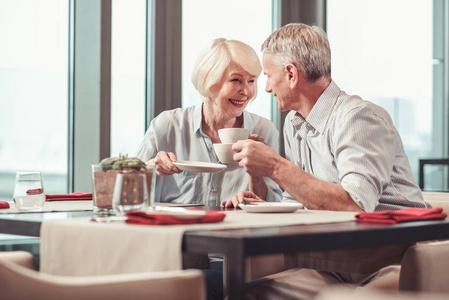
136,38,282,206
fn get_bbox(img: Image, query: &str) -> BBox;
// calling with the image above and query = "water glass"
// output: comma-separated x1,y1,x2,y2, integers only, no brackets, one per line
112,172,148,215
13,171,45,211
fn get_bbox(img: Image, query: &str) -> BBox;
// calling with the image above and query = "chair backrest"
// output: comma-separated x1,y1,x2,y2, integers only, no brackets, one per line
0,251,205,300
422,192,449,214
399,240,449,293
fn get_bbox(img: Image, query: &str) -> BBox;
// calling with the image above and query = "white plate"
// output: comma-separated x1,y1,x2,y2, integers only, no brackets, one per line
152,207,207,220
238,202,303,213
173,161,227,173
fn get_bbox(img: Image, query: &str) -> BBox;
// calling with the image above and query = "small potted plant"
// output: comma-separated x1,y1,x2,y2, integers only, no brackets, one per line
91,154,155,217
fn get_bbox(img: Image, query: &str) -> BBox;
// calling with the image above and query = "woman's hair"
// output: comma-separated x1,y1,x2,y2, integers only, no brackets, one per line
191,38,262,100
261,23,331,82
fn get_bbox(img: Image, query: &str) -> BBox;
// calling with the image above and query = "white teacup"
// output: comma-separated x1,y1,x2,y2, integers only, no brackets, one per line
218,128,250,143
213,143,235,164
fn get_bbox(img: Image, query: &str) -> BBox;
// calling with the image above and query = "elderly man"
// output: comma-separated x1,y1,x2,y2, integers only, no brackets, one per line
223,23,430,300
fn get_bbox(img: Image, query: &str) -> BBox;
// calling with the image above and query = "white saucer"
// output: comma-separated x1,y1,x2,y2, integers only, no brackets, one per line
173,161,227,173
238,202,303,213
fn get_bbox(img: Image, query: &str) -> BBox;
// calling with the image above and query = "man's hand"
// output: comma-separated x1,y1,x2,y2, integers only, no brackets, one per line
232,140,280,178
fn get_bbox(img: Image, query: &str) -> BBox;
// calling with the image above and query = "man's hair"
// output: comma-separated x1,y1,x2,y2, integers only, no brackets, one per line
191,38,262,100
261,23,331,82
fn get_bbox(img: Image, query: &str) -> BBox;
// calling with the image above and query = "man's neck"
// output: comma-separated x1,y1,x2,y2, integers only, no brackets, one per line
294,77,331,119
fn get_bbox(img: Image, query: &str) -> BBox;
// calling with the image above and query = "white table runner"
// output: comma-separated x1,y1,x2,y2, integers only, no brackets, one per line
40,209,357,276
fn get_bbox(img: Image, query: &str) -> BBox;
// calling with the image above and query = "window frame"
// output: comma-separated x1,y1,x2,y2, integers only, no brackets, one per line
70,0,449,192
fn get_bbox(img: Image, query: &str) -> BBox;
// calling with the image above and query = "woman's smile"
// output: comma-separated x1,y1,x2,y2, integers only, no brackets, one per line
229,99,247,107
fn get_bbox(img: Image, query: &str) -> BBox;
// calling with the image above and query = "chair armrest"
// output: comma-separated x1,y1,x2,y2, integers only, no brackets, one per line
0,251,206,300
0,251,37,270
399,240,449,293
316,287,449,300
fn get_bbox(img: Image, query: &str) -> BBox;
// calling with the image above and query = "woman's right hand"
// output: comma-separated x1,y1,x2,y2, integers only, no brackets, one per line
146,151,182,177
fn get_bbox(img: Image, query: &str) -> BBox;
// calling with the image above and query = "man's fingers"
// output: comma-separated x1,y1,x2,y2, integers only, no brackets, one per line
232,140,245,152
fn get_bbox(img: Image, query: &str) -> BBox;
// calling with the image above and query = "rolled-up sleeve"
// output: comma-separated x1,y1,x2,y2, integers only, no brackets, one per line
334,106,397,212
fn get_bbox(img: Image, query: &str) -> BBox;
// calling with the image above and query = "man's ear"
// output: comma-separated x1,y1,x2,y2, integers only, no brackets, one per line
285,64,299,88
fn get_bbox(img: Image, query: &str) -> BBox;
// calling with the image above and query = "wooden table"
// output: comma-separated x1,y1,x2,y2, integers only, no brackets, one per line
183,218,449,299
1,210,449,299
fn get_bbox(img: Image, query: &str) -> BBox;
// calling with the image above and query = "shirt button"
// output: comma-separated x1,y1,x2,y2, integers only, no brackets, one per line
211,188,216,193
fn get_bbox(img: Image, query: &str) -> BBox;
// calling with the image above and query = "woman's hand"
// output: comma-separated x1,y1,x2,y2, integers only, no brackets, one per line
221,191,265,208
146,151,181,177
248,134,265,144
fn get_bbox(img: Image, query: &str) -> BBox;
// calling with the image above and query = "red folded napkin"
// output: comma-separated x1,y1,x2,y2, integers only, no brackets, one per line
0,201,10,209
355,207,447,224
126,208,226,225
45,192,93,201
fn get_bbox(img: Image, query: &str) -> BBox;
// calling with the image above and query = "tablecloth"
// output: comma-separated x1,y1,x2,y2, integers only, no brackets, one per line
40,209,357,276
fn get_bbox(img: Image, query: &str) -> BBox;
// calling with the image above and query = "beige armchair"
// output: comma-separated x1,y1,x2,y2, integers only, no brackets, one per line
0,251,205,300
422,191,449,214
315,241,449,299
399,240,449,293
315,287,449,300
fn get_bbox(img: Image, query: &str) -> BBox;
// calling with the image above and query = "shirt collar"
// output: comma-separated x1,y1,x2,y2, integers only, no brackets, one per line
193,104,203,135
242,109,252,130
306,80,341,134
192,104,252,135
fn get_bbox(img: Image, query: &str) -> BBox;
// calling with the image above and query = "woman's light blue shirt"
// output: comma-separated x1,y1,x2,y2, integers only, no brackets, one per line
136,104,282,206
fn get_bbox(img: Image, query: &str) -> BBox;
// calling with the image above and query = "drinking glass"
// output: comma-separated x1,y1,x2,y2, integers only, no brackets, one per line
112,172,148,215
13,171,45,211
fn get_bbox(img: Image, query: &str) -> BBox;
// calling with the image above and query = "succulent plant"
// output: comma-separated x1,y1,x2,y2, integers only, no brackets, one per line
99,153,146,170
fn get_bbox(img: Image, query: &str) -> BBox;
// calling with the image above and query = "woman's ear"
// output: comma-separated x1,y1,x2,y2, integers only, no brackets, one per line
209,81,222,97
285,64,299,88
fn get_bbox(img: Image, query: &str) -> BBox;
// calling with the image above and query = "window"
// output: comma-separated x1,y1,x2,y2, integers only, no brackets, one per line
110,0,147,156
182,0,274,120
0,0,69,200
327,0,445,189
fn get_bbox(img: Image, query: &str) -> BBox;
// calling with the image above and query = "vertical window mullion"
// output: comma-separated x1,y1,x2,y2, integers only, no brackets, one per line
72,0,111,192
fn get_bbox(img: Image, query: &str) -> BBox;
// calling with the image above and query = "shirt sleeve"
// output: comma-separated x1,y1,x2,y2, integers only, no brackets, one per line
280,113,301,203
259,120,283,203
135,115,162,162
333,105,398,212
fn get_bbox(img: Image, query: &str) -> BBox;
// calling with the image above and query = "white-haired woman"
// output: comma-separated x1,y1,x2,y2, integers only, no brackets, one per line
136,38,282,205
